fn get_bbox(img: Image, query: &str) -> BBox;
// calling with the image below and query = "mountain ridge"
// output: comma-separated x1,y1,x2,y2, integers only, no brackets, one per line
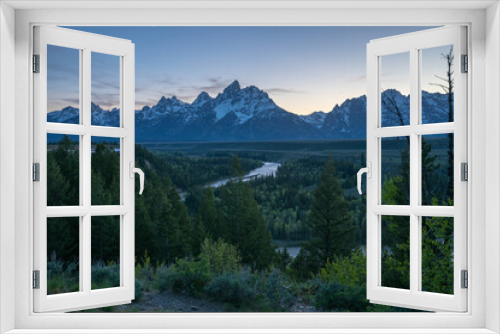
47,80,452,142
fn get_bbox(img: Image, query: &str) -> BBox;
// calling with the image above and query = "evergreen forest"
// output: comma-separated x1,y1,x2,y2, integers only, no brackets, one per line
46,133,454,312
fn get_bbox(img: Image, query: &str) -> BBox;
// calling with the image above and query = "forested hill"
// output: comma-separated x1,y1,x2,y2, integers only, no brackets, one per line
47,81,452,142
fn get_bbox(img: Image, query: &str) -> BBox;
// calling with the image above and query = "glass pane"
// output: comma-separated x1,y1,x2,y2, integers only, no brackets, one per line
421,216,454,294
421,45,454,124
91,52,120,127
91,137,120,205
47,45,80,124
421,134,454,206
47,134,80,206
91,216,120,290
380,52,410,127
381,215,410,290
381,137,410,205
47,217,80,295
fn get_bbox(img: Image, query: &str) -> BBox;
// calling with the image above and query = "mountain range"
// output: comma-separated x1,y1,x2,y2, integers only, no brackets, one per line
47,80,452,142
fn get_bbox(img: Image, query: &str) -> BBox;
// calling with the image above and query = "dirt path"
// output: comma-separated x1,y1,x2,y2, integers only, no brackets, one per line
113,291,226,312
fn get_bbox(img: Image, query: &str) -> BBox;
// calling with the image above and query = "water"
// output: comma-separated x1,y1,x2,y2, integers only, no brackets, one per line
278,246,301,259
208,162,281,188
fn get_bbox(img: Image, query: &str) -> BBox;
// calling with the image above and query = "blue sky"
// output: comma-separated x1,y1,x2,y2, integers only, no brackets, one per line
48,26,451,115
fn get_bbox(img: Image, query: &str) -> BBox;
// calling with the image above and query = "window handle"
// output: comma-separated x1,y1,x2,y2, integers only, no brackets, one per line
357,162,371,195
129,162,145,195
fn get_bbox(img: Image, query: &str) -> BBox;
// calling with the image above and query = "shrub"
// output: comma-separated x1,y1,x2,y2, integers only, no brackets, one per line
165,258,211,296
135,278,145,300
264,269,294,311
47,260,79,294
91,261,120,289
314,281,368,312
318,249,366,286
154,264,172,292
199,238,241,276
293,278,322,302
204,270,255,307
135,250,160,292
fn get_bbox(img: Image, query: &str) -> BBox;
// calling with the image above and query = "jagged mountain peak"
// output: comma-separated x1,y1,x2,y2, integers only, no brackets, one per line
48,83,451,143
193,91,212,106
223,80,241,94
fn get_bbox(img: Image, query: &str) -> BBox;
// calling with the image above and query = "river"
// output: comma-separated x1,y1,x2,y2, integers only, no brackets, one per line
207,162,281,188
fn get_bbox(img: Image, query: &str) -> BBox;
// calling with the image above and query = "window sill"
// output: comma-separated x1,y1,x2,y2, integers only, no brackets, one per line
4,329,498,334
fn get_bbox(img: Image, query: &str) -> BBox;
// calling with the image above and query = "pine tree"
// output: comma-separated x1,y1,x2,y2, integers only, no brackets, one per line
166,179,192,259
150,174,193,264
304,157,355,271
46,154,70,206
198,188,218,238
219,156,275,270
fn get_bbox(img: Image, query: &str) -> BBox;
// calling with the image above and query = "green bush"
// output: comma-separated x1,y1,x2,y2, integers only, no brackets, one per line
135,250,161,292
204,271,255,307
47,260,79,294
135,278,145,300
165,258,211,296
91,261,120,289
293,278,322,302
314,281,368,312
154,264,171,292
264,269,294,311
318,250,366,286
199,238,242,276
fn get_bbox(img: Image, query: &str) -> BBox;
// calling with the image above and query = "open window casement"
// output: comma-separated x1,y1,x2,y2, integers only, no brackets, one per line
33,26,141,312
362,26,467,312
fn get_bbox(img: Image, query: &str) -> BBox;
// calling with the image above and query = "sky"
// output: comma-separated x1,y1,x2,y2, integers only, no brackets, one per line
47,26,453,115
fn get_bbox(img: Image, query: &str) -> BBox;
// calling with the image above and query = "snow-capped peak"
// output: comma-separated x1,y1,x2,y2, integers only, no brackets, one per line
212,81,280,123
222,80,241,96
302,111,327,129
192,91,212,107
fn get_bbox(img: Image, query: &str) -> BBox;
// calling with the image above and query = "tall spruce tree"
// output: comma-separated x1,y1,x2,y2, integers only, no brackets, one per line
219,156,275,270
304,157,355,271
151,176,192,264
198,188,218,239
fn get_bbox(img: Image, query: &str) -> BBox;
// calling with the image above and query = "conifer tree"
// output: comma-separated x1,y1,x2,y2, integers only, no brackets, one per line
304,157,355,271
151,176,193,264
166,179,192,259
199,188,218,238
219,156,275,270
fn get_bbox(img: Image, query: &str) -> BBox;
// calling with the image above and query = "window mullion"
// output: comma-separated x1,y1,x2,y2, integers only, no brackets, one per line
409,47,420,294
82,47,92,294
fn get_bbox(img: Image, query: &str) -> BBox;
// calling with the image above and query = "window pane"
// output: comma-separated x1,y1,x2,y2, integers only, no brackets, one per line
380,52,410,127
421,134,454,206
91,52,120,127
47,45,80,125
91,216,120,290
421,216,453,294
381,215,410,290
47,134,80,206
381,137,410,205
47,217,80,295
91,137,120,205
421,45,454,124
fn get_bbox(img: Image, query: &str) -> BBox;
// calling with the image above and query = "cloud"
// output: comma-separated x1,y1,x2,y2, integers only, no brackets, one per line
61,98,79,105
264,87,303,95
194,77,232,94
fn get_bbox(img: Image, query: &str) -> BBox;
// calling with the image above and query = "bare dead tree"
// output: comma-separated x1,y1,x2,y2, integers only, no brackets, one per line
381,89,410,201
430,46,454,202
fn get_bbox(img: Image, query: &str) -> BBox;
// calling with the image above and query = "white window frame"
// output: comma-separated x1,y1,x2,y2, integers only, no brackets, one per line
366,26,468,312
33,26,136,313
1,1,498,333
